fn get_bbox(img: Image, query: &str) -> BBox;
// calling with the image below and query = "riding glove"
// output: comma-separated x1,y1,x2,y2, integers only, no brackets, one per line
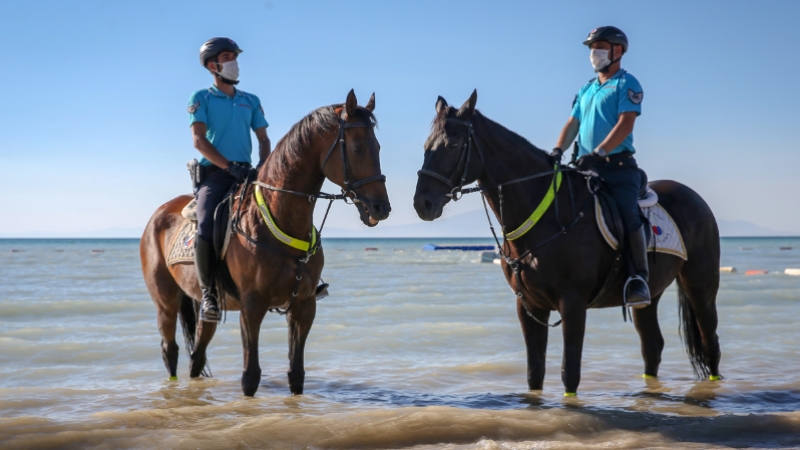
226,162,252,182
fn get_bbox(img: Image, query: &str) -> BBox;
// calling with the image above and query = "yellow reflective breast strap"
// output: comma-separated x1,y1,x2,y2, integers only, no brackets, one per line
505,165,563,241
254,185,317,252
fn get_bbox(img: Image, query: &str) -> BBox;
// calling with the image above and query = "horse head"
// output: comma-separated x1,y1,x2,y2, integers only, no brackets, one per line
414,90,482,221
323,89,391,226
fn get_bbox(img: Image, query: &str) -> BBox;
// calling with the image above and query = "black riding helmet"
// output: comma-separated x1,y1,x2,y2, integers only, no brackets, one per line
583,26,628,53
199,37,243,68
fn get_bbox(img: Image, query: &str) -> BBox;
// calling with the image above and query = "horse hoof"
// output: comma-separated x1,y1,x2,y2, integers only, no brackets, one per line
169,376,178,381
563,392,577,397
642,374,657,379
709,375,722,381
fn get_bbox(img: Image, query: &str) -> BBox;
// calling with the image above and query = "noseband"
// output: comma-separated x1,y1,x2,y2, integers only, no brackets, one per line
417,118,485,201
321,117,387,203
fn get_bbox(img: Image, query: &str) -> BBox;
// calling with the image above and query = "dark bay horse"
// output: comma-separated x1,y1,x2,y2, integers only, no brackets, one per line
141,90,390,397
414,90,720,396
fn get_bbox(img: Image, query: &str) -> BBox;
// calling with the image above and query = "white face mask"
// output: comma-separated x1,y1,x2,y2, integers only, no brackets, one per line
590,49,610,72
215,60,240,81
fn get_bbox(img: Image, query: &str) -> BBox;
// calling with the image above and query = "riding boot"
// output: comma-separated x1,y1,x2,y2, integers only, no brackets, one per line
315,282,330,300
624,224,651,309
195,236,221,322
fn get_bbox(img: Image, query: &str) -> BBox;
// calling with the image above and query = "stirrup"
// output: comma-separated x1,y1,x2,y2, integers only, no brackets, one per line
623,275,651,309
200,296,221,323
315,283,329,300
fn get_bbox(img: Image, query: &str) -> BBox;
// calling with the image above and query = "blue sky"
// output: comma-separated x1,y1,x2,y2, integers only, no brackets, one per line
1,0,798,237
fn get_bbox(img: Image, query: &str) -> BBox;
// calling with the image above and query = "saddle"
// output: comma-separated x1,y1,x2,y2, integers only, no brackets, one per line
594,184,687,260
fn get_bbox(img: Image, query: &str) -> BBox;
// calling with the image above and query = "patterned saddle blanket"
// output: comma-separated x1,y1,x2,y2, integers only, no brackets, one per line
166,198,232,266
595,188,687,260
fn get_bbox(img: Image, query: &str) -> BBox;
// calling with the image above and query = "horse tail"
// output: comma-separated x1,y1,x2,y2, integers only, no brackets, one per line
676,281,711,379
177,295,212,377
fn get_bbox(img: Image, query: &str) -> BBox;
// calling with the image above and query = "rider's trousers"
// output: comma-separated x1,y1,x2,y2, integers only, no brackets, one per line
195,166,238,243
593,152,647,234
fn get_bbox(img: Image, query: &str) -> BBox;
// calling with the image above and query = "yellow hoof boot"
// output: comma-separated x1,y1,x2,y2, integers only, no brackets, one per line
642,374,657,379
169,376,178,381
709,375,721,381
563,392,577,397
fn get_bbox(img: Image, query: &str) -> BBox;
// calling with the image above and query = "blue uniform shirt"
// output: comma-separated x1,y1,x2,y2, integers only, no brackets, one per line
188,86,269,166
570,69,643,157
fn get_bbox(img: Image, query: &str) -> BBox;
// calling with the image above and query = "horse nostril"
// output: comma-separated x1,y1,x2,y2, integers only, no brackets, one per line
424,199,433,210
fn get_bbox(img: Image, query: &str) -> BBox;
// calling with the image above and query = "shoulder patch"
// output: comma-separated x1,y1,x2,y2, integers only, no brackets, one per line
187,101,200,114
572,94,578,108
627,89,643,105
259,104,264,115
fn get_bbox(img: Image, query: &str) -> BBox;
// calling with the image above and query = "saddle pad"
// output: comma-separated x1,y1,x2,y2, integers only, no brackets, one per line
167,218,197,266
595,197,687,260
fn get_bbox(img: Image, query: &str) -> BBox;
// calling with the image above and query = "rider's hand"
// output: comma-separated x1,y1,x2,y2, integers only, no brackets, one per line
576,153,601,171
549,147,563,165
226,162,252,182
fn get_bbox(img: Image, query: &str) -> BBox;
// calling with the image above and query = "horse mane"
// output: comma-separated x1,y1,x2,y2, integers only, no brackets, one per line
266,104,377,181
430,107,551,164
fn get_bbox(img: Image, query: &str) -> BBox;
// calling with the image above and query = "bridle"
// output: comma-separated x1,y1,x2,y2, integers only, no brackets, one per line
417,118,485,201
320,117,387,203
415,115,591,328
255,114,386,203
229,113,387,316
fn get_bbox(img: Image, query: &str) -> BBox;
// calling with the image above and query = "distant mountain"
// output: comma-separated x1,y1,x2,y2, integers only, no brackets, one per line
716,220,796,237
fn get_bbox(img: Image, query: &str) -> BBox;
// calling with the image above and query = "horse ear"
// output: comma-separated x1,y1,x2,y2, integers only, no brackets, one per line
345,89,357,118
435,96,448,115
457,89,477,119
365,92,375,112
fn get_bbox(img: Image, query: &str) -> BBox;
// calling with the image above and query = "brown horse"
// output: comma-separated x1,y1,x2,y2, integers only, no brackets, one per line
414,91,721,396
141,90,390,397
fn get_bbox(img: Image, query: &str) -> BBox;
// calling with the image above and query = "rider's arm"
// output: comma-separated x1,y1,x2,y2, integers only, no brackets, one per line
255,127,271,166
596,112,637,152
555,116,580,150
191,122,229,169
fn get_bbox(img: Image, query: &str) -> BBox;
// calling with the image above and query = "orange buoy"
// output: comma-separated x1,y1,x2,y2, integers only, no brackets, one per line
745,270,768,275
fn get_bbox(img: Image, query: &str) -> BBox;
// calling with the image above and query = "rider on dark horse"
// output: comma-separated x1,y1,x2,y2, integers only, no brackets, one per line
552,26,651,309
188,37,270,322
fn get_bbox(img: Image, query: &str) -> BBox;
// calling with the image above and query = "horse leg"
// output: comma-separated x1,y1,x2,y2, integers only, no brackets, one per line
517,298,549,390
287,298,316,395
560,294,587,395
632,293,665,378
189,311,217,378
239,295,269,397
676,271,721,379
144,268,182,380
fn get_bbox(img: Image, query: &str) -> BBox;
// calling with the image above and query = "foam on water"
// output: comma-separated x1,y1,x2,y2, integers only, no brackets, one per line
1,237,799,448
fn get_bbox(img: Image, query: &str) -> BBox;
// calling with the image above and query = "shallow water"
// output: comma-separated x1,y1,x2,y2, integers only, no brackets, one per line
0,237,799,449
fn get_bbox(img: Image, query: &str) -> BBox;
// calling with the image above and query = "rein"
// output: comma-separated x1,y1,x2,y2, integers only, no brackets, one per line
230,116,386,315
418,117,592,328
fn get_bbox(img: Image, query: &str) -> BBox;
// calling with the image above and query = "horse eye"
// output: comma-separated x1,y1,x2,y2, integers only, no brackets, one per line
353,145,362,153
448,142,460,148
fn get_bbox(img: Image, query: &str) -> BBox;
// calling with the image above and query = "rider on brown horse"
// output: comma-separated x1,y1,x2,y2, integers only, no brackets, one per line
552,26,651,309
188,37,270,322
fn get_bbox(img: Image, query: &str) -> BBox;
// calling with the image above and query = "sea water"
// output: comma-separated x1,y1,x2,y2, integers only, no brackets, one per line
0,237,799,449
